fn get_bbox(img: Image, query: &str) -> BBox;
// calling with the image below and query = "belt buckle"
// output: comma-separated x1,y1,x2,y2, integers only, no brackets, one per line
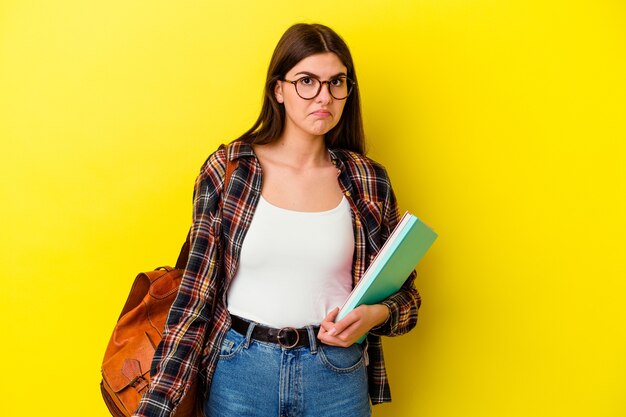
277,327,300,349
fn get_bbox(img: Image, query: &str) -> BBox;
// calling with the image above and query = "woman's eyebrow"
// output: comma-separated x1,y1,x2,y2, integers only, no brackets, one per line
294,71,347,78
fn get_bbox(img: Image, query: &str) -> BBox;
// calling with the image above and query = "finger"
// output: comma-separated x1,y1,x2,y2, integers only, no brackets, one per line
318,332,355,348
318,308,338,338
319,315,337,332
331,309,360,336
341,320,363,338
319,332,342,346
322,307,340,323
320,307,341,336
318,324,332,338
319,322,332,333
334,321,362,343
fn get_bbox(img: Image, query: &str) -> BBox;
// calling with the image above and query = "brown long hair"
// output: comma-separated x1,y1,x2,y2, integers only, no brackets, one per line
236,23,366,155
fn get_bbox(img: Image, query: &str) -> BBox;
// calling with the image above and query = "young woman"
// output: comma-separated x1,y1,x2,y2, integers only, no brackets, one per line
133,23,421,417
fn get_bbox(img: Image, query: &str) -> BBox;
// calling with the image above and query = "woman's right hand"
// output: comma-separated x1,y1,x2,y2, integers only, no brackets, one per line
317,304,389,347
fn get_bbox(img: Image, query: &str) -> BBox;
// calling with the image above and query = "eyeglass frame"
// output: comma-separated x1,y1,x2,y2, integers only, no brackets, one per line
281,75,355,100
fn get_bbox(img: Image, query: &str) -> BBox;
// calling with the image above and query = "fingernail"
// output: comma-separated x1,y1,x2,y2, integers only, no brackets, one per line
328,328,337,336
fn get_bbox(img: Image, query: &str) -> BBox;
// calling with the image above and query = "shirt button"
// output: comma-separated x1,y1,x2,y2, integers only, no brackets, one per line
345,191,351,197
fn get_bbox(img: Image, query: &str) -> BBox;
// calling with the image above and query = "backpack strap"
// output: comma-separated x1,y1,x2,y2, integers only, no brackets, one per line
175,145,238,269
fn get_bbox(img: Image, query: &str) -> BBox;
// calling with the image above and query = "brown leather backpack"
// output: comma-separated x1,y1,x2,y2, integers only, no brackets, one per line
100,260,198,417
100,149,236,417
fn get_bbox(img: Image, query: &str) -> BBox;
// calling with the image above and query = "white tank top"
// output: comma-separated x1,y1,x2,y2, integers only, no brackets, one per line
226,195,354,328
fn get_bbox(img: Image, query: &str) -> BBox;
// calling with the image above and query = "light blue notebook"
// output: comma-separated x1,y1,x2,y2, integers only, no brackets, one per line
337,211,438,343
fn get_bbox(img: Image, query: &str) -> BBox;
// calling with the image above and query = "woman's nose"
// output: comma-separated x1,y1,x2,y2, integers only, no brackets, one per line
316,81,333,103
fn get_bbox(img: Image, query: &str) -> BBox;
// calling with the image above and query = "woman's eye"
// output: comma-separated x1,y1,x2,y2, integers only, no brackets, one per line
299,77,314,86
331,78,345,87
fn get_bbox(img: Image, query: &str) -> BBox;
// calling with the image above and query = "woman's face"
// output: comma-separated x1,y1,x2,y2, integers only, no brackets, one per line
275,52,349,140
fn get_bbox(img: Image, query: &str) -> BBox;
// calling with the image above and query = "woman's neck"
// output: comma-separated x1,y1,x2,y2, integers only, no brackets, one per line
265,132,330,169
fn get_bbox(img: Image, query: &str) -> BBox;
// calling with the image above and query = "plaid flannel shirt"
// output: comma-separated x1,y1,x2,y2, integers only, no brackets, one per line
133,141,421,417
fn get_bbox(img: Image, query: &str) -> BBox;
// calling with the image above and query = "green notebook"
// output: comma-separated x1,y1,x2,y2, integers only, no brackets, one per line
337,211,438,343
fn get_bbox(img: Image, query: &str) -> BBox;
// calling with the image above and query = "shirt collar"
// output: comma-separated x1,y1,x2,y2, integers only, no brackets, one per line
328,148,345,171
226,141,256,161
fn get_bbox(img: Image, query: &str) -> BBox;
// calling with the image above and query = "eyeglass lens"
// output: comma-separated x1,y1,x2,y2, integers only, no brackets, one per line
295,77,351,100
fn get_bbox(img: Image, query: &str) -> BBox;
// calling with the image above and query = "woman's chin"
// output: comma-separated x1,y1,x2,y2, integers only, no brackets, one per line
308,121,337,137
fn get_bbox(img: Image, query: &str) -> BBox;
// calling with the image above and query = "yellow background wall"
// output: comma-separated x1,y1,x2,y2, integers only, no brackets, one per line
1,1,624,416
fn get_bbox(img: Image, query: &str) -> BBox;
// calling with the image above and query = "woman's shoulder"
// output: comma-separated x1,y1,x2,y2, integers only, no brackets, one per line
197,145,227,184
198,141,253,181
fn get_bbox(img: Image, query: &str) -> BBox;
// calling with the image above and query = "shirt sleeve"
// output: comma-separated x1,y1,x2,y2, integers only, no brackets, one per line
133,148,227,417
369,170,422,337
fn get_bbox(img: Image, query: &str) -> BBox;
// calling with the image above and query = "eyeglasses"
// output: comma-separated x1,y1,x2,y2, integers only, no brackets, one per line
282,76,355,100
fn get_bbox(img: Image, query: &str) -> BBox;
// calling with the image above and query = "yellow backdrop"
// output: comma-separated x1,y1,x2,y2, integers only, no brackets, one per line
1,1,624,416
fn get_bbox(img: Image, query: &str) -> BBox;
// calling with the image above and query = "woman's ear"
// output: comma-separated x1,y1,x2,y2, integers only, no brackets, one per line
274,81,284,104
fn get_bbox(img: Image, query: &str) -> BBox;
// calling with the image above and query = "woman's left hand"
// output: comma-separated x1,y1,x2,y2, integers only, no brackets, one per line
317,304,390,347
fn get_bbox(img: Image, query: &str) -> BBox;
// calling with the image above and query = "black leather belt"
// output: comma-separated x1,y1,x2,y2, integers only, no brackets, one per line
230,315,319,349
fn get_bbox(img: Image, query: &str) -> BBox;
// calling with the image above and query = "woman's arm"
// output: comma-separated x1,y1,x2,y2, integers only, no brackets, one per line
367,168,421,337
318,167,422,346
133,149,227,417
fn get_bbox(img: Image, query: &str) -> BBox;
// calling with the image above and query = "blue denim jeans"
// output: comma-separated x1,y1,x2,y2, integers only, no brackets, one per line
205,323,371,417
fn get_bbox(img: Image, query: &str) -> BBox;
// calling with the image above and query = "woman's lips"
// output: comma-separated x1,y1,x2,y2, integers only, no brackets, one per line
311,110,331,118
